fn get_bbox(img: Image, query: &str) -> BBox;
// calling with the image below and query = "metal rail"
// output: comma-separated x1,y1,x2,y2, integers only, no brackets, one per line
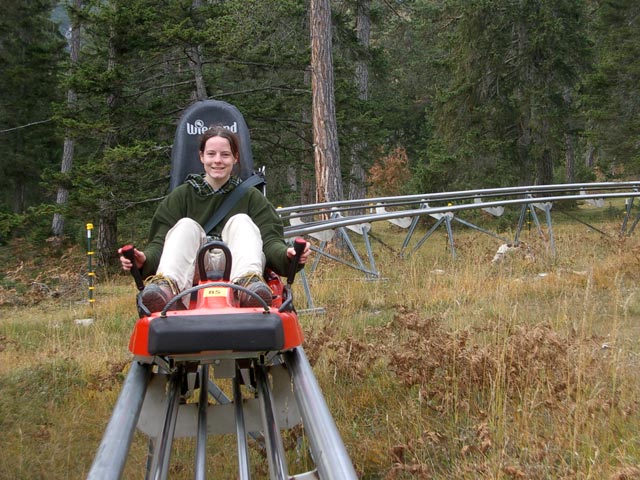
195,364,209,480
87,362,152,480
286,348,359,480
280,182,640,310
278,181,640,223
282,189,640,238
233,370,251,480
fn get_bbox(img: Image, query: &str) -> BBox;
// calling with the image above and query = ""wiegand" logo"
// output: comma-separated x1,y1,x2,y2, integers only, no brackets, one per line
186,119,238,135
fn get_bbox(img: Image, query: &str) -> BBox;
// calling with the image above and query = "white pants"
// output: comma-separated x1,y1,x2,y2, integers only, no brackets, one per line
157,215,266,292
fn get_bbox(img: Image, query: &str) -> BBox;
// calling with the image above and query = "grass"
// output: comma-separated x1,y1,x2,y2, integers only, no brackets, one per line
1,212,640,479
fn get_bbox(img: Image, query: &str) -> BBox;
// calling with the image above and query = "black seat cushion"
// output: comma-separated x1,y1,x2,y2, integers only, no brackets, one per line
148,312,285,355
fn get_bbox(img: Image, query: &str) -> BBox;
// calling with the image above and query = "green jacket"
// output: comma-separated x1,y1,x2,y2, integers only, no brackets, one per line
141,177,291,279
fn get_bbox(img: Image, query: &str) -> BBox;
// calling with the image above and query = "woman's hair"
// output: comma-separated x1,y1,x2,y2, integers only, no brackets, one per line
198,125,241,163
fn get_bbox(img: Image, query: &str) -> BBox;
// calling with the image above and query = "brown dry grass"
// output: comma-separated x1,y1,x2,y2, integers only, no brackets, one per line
1,214,639,479
302,219,640,479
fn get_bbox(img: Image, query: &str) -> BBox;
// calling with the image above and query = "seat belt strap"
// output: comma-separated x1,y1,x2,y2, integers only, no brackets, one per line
203,173,265,235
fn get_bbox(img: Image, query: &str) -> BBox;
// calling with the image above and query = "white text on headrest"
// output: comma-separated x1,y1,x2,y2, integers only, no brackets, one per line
186,119,238,135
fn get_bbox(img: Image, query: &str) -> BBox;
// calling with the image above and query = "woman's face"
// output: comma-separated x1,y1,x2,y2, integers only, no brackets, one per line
199,135,238,189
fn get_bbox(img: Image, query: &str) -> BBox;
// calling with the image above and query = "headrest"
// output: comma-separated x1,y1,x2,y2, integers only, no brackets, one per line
170,100,255,191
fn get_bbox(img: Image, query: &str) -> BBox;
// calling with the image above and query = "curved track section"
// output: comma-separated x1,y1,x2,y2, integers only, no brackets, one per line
280,182,640,239
278,181,640,312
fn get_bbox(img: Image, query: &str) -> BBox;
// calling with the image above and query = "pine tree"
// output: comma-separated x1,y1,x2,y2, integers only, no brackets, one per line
63,0,183,263
0,0,65,214
583,0,640,175
430,0,591,188
52,0,83,238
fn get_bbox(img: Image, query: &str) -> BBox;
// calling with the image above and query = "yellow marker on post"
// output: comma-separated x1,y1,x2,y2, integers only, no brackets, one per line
86,223,95,305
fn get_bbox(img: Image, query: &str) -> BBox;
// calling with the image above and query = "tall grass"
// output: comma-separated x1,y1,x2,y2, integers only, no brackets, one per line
1,217,639,479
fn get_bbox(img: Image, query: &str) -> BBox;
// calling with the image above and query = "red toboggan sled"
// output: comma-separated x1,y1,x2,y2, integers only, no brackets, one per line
87,100,356,480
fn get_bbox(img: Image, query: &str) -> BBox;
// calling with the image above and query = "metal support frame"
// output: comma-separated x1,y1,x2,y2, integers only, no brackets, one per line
256,365,290,479
297,269,326,315
452,216,510,244
514,200,556,256
621,194,640,236
147,370,182,480
306,213,379,279
91,353,356,479
400,204,427,253
283,183,640,251
281,184,640,312
403,213,456,259
399,203,508,259
233,369,251,480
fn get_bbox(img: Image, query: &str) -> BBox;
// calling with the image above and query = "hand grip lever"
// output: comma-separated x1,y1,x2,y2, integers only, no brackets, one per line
120,244,145,291
286,237,307,286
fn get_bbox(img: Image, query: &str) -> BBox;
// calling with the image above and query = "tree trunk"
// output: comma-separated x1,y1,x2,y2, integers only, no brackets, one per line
537,119,553,185
585,143,595,169
310,0,343,205
97,199,118,266
348,0,370,202
189,44,208,101
300,66,315,209
52,0,82,237
565,133,575,183
96,22,120,266
188,0,208,101
51,139,72,235
563,88,575,183
538,149,554,185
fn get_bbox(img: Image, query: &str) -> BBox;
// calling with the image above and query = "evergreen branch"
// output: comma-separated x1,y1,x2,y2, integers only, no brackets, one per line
123,196,167,209
215,85,310,98
381,0,403,19
0,118,53,134
122,79,194,99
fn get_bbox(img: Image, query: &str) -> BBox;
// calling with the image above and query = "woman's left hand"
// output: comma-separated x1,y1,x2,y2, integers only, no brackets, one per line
286,241,311,264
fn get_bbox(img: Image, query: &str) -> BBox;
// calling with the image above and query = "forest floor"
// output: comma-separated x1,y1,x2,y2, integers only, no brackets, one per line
1,211,640,479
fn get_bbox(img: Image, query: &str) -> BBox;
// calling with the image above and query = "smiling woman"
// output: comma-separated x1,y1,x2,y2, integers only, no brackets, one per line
199,126,239,190
118,124,311,313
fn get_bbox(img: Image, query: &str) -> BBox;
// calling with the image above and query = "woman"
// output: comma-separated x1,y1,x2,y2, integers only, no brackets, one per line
119,125,310,311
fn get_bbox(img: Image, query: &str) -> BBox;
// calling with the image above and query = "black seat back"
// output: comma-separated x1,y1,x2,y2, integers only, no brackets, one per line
170,100,255,191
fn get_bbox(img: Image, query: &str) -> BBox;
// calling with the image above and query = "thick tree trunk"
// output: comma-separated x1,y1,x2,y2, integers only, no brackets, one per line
310,0,343,205
52,0,82,237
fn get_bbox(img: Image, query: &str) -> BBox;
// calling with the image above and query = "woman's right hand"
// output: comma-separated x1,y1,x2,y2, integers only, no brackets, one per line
118,247,146,272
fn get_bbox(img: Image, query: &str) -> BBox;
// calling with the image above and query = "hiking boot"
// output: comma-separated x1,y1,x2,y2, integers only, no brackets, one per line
234,274,273,308
140,275,178,313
